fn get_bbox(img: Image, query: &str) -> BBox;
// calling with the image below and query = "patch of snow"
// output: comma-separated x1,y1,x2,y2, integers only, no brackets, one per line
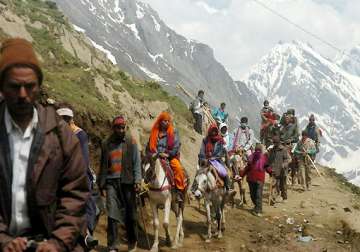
114,0,121,12
190,44,195,60
151,15,161,32
148,52,164,62
125,52,134,62
136,2,145,19
125,24,141,40
73,24,86,33
89,39,117,65
137,64,165,82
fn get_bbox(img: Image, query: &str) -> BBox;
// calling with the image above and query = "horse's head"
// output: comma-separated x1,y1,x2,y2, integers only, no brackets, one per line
192,167,210,199
142,153,159,183
231,148,247,171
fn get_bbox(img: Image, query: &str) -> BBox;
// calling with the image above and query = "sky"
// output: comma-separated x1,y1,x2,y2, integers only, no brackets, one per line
140,0,360,80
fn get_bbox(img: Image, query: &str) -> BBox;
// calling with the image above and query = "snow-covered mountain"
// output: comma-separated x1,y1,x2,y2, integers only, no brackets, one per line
242,41,360,184
54,0,256,125
337,45,360,77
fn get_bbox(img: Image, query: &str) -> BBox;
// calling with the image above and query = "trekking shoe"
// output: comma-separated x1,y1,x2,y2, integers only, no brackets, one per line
250,210,262,217
176,190,184,202
85,234,98,250
128,242,137,252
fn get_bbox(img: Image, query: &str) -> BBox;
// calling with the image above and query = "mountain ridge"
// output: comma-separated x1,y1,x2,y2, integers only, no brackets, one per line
241,40,360,184
54,0,259,127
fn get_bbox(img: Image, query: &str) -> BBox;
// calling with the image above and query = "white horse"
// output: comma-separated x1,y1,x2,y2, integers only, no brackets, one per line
193,166,226,242
229,148,248,207
143,156,185,252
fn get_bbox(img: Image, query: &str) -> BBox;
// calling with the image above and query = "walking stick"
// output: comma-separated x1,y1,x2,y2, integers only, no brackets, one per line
305,153,324,180
136,195,151,249
302,147,323,179
268,176,273,205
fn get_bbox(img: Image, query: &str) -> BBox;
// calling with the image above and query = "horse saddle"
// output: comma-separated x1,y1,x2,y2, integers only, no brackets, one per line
208,160,226,188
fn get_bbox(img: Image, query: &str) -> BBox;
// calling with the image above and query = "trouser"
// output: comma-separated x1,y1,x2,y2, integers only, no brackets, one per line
86,187,98,234
106,181,138,250
248,181,264,213
299,159,311,188
193,113,203,134
275,170,287,200
169,158,187,191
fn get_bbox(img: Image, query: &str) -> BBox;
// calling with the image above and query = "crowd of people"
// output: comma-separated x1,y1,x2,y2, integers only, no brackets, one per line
0,38,323,252
190,90,322,216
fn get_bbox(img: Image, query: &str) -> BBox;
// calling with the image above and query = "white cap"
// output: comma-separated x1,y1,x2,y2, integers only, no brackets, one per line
56,108,74,118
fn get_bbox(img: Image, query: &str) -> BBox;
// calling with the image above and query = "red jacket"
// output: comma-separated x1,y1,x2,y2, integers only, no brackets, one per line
241,151,272,183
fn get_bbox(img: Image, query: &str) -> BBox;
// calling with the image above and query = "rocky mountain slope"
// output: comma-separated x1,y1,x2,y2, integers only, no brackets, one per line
2,1,360,251
241,41,360,184
0,0,202,171
53,0,257,126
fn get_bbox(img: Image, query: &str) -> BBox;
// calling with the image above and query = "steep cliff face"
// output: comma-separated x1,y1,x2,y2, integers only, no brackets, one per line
54,0,257,126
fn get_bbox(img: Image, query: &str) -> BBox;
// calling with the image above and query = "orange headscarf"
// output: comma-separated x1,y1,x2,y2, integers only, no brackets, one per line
149,112,175,153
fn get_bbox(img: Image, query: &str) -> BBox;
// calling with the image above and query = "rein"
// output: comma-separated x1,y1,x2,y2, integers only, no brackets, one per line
147,157,172,192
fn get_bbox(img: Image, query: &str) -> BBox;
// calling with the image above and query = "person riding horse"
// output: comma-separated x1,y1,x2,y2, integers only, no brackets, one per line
198,124,234,196
146,112,187,202
260,101,281,148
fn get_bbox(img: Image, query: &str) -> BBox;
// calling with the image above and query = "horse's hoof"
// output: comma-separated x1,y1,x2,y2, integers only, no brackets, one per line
150,247,159,252
218,233,223,239
205,239,211,243
166,238,172,247
171,245,178,250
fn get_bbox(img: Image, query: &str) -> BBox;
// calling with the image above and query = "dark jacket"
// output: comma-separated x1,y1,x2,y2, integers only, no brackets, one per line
98,132,141,190
198,139,227,163
304,124,321,143
0,101,89,252
267,144,291,177
280,123,299,144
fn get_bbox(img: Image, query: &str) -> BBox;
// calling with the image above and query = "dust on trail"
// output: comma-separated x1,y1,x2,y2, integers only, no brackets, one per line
94,167,360,252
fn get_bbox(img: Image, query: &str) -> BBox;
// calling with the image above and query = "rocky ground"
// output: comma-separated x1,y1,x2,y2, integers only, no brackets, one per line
93,166,360,252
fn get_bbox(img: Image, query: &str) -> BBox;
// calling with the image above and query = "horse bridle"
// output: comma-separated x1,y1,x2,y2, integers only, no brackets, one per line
144,156,170,191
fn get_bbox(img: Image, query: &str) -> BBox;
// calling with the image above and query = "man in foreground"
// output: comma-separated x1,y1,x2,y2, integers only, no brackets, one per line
0,38,89,252
98,116,141,252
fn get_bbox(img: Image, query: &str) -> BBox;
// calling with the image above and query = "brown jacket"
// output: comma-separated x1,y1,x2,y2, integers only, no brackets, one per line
0,101,89,252
267,144,291,177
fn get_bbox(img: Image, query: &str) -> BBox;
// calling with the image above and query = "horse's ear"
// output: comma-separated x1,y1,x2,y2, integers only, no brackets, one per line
151,153,158,162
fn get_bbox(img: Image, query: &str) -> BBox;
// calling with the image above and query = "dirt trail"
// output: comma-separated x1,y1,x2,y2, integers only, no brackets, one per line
94,166,360,252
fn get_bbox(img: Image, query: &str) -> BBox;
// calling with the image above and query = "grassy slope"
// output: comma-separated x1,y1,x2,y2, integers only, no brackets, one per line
1,0,193,131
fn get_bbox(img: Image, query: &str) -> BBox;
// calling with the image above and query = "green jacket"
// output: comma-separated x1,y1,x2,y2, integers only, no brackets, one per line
294,138,316,158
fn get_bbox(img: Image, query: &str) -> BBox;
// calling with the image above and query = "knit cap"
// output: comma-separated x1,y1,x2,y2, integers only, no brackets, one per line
0,38,43,84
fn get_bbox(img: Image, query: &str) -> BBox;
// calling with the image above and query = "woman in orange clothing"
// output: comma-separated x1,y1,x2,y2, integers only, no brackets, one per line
147,112,187,201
